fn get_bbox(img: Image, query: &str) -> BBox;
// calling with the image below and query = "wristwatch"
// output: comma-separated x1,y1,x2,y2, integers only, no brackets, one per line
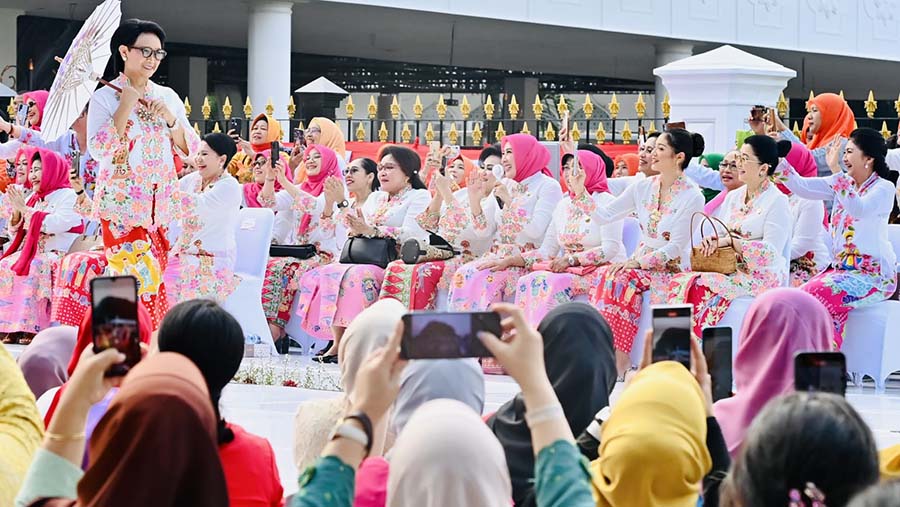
567,255,578,267
337,199,350,209
329,412,373,457
585,406,611,440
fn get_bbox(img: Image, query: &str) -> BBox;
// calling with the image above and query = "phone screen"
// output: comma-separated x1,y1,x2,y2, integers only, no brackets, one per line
270,141,280,167
401,312,500,359
293,128,304,145
651,305,692,368
90,276,141,376
750,105,766,122
795,352,846,397
702,327,733,402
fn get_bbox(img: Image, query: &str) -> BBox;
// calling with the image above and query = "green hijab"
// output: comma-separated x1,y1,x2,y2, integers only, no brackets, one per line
699,153,724,203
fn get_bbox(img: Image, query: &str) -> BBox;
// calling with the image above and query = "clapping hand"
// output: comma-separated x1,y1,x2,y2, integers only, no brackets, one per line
433,173,454,201
6,185,27,212
347,208,374,237
324,176,346,205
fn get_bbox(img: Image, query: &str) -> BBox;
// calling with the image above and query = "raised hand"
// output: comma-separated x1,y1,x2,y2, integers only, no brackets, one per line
826,137,844,174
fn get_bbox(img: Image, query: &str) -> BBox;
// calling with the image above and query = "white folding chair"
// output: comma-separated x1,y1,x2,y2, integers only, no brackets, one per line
222,208,276,352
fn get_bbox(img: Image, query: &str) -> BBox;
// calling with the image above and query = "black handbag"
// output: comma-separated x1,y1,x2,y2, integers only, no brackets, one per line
400,232,458,264
339,236,398,268
269,244,318,260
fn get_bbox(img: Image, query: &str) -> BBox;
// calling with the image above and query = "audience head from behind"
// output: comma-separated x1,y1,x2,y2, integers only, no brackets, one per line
378,145,426,193
656,128,704,172
721,392,879,507
157,299,245,444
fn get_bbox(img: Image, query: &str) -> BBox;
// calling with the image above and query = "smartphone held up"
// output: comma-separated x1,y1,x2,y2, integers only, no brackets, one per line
650,304,692,369
90,276,142,377
400,311,500,360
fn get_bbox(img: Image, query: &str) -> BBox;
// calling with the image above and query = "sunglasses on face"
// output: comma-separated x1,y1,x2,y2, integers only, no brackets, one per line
26,101,37,109
129,46,167,61
343,167,361,176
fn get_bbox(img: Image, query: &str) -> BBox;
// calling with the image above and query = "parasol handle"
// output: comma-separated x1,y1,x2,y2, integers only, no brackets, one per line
54,56,149,107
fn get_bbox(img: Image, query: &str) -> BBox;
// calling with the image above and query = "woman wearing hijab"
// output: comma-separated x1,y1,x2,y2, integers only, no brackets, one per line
613,153,639,178
229,113,287,182
379,155,497,311
0,147,35,242
16,326,77,399
158,300,283,507
505,150,626,325
387,399,512,506
242,149,295,244
0,149,82,344
0,343,43,507
295,117,348,181
714,288,832,456
165,133,242,305
488,302,616,507
779,129,896,349
15,352,229,507
293,299,406,472
257,144,344,345
448,134,563,315
668,136,790,338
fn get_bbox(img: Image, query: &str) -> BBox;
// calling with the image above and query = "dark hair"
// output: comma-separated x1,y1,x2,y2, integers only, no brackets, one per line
743,135,779,175
577,144,616,177
157,300,245,445
478,144,502,165
353,157,380,192
722,392,878,507
105,19,167,80
885,134,898,150
647,131,662,140
202,133,237,168
661,128,704,169
849,128,890,180
379,145,426,190
847,481,900,507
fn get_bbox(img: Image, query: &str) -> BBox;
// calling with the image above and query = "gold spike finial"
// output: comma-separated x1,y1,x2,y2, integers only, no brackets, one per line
449,123,459,145
839,90,845,99
345,96,355,119
508,95,520,119
544,122,556,141
571,122,582,142
212,121,221,133
193,122,200,136
287,96,296,119
807,90,815,111
243,96,253,119
792,121,801,139
556,95,568,118
201,96,211,120
608,93,620,119
436,95,447,120
368,96,377,119
265,97,274,117
648,121,658,134
881,121,892,139
596,122,607,143
355,122,366,142
222,97,233,119
460,96,471,119
390,96,400,120
661,93,671,120
635,93,646,119
495,121,506,140
776,92,788,118
533,95,544,119
520,122,530,135
425,123,435,143
895,93,900,117
378,122,389,142
484,96,495,120
183,97,192,117
621,121,633,144
413,95,424,120
865,90,877,118
472,123,483,145
401,123,412,143
582,94,594,118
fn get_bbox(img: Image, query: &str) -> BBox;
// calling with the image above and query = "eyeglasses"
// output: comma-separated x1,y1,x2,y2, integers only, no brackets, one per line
719,162,739,170
343,167,361,176
306,153,322,163
377,163,399,173
129,46,167,61
306,127,321,135
740,155,762,165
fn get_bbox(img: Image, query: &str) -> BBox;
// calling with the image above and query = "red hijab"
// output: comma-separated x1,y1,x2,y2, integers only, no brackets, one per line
1,149,79,275
571,150,610,196
22,90,49,131
242,149,293,208
502,134,552,182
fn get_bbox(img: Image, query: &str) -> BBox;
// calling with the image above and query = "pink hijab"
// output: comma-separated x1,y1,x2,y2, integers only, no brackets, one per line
571,150,609,196
713,288,832,456
22,90,49,130
242,149,292,208
297,144,340,236
502,134,552,182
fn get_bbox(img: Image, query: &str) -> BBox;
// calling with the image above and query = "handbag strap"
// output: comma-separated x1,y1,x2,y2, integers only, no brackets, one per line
690,212,739,250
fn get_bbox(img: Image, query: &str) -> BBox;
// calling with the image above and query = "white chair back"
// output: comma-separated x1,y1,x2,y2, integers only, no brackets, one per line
622,217,640,258
887,224,900,269
234,207,274,279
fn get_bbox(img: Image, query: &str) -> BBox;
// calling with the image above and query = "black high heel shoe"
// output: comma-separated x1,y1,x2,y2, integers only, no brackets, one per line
314,341,334,357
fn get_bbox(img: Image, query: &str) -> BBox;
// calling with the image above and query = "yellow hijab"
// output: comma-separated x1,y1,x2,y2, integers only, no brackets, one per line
251,113,284,151
879,445,900,481
592,362,711,507
309,117,346,157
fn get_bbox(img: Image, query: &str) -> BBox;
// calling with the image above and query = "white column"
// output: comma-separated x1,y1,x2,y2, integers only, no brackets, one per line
0,9,23,88
654,43,693,121
247,1,292,138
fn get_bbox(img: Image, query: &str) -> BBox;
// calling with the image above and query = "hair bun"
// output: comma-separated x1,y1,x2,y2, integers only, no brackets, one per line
777,140,792,158
691,133,705,157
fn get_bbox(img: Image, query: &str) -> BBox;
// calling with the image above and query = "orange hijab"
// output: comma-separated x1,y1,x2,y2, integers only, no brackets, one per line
250,113,284,153
802,93,855,150
427,154,475,190
615,153,639,176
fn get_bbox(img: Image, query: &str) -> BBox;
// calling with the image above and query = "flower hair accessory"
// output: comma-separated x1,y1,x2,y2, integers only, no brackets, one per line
788,482,826,507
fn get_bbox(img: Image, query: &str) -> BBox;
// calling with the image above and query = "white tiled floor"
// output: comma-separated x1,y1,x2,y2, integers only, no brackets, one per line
10,345,900,496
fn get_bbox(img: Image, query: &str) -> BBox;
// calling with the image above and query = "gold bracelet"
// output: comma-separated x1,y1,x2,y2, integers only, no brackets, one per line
45,431,86,441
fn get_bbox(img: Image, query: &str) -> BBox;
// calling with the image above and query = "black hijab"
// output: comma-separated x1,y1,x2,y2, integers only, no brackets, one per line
487,302,617,507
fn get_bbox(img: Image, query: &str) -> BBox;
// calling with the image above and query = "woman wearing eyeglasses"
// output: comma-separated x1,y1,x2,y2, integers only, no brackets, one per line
293,117,347,182
86,19,199,329
667,135,790,339
255,144,344,347
241,150,294,244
